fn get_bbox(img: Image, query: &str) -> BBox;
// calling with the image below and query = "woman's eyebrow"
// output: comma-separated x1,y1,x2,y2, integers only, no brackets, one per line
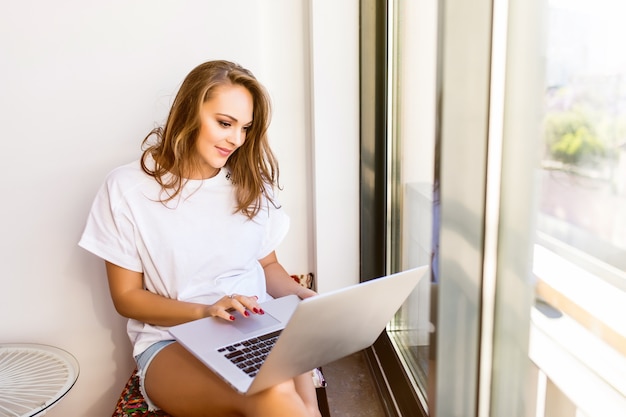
216,113,238,122
216,113,253,125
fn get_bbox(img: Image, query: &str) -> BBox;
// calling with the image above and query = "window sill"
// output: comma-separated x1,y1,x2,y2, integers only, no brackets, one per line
530,244,626,415
533,244,626,356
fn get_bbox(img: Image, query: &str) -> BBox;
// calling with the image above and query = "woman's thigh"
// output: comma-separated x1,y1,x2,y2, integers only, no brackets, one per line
144,342,312,417
144,342,243,416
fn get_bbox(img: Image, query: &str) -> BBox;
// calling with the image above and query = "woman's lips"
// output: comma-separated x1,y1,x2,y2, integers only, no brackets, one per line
216,146,233,157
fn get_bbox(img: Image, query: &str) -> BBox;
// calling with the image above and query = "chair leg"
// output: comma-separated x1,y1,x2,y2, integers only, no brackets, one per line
316,387,331,417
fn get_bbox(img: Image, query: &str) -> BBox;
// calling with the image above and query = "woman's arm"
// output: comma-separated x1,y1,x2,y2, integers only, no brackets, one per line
105,261,258,325
260,251,317,299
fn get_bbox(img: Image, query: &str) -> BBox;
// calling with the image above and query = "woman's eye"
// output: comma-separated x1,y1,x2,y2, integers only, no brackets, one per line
243,125,251,131
219,121,231,128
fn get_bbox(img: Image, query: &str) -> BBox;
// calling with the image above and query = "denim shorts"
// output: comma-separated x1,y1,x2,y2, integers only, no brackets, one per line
134,340,176,411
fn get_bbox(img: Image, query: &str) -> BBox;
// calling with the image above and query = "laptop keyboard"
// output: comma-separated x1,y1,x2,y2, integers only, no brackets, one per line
217,329,282,377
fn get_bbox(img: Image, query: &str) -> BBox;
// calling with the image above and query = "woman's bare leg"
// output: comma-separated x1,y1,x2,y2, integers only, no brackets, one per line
144,342,315,417
294,372,323,417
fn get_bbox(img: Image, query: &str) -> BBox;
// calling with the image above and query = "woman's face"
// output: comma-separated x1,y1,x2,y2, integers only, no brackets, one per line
193,83,253,179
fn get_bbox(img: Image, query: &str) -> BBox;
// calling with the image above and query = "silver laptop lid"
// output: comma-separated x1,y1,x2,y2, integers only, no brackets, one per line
247,265,428,394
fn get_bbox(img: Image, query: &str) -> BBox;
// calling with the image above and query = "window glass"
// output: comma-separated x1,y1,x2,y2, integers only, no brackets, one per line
538,0,626,274
531,1,626,415
386,0,438,403
387,1,626,414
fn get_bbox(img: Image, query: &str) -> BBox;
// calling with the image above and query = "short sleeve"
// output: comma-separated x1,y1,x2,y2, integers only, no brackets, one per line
78,175,143,272
257,201,290,260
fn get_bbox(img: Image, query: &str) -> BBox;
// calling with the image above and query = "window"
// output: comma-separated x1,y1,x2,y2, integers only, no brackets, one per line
530,1,626,415
538,0,626,276
362,0,626,415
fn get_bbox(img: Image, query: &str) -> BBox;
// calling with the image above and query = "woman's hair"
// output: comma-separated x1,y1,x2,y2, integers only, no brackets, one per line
141,60,279,219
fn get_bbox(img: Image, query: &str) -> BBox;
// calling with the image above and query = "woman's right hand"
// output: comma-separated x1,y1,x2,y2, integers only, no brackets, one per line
106,261,263,327
206,294,264,321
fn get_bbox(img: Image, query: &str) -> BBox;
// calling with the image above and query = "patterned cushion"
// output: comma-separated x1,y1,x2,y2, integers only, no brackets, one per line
112,368,171,417
291,273,315,289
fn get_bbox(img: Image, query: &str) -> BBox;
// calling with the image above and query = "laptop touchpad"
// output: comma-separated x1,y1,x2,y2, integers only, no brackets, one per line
231,311,281,334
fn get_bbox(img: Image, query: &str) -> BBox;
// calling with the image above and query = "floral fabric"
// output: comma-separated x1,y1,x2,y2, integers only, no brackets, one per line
112,369,171,417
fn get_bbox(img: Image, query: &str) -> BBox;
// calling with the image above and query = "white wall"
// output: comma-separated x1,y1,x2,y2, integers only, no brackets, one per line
0,0,359,415
309,0,360,293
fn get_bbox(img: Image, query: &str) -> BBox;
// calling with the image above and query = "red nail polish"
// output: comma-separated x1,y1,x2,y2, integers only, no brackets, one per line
229,315,235,321
253,308,259,313
244,311,250,317
259,309,265,315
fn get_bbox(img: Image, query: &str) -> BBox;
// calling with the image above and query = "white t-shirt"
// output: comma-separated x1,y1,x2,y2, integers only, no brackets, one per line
78,158,289,357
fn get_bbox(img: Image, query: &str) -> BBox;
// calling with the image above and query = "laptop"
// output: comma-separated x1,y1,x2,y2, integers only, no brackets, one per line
168,265,428,395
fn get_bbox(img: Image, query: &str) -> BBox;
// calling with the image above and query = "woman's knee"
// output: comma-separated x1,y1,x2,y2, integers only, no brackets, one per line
265,380,322,417
248,380,309,415
258,380,300,402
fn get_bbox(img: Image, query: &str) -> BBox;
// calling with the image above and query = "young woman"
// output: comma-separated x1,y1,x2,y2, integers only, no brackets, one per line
79,60,321,417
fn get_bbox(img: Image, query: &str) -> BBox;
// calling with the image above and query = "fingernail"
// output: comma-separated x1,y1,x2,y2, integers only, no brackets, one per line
244,311,250,317
253,308,259,313
229,315,235,321
259,309,265,315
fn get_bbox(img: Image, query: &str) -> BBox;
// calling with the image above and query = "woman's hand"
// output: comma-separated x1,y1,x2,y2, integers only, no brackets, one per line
260,251,319,300
106,261,264,326
205,294,264,322
295,287,317,300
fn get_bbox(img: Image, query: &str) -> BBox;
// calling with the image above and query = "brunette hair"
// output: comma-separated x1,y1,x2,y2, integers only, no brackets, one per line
141,60,279,219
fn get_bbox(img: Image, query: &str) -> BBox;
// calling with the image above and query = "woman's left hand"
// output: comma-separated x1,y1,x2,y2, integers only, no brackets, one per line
295,287,317,300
